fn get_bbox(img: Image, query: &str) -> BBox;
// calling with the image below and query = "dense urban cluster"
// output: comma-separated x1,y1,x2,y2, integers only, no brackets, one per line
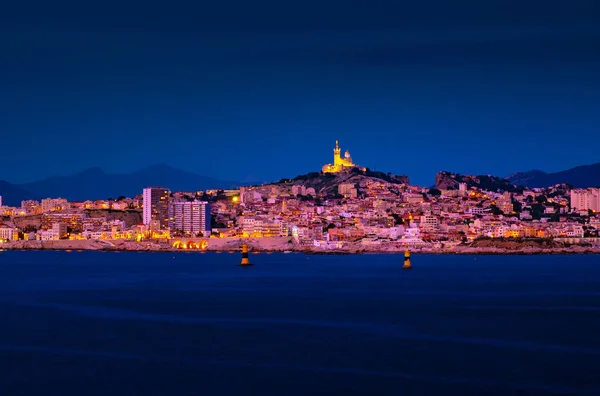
1,183,600,251
1,143,599,250
0,190,214,243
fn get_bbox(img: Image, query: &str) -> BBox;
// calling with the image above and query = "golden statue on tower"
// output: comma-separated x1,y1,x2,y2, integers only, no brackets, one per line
322,140,363,173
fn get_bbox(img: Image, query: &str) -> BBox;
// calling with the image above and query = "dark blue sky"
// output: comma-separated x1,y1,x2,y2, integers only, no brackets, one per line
1,0,599,186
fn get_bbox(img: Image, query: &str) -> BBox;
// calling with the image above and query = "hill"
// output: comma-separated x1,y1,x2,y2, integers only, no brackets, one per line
274,168,410,196
506,163,600,188
14,164,241,201
0,181,39,206
435,171,524,193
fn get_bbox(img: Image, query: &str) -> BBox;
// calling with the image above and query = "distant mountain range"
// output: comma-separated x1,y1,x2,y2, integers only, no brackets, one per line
506,162,600,189
0,181,41,207
3,161,600,207
435,171,524,193
0,164,241,205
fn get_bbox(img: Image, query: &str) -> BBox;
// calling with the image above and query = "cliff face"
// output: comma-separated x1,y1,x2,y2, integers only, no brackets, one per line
13,214,43,230
83,209,142,227
469,238,559,249
435,172,461,190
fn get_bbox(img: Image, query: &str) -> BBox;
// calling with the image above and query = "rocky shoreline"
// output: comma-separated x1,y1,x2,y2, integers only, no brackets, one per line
1,238,599,255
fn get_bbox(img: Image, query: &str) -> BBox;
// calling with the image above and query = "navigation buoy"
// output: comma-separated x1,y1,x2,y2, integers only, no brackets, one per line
239,243,252,266
403,249,412,269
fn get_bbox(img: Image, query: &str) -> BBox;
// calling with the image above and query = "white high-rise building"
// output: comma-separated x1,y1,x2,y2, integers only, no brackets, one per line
143,187,171,229
168,201,211,235
570,188,600,212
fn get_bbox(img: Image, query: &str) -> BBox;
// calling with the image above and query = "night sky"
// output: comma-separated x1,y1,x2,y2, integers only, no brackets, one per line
2,1,599,186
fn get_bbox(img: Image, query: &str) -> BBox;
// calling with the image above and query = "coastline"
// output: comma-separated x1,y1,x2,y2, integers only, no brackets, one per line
1,238,599,255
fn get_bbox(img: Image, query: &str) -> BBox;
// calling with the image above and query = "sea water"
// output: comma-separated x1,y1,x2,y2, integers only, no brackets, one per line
0,251,599,395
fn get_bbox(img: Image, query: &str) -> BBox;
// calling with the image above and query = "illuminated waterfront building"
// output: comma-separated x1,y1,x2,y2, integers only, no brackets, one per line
143,187,171,229
168,200,211,235
0,225,16,241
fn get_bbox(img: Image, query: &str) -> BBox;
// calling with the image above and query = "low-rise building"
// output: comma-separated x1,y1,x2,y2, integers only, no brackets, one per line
41,198,68,212
0,226,17,241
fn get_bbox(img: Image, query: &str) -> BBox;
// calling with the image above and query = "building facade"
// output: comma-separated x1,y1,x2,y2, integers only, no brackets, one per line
41,198,68,212
571,188,600,212
240,216,286,237
338,183,358,198
322,140,364,173
38,222,68,241
0,226,16,241
168,201,211,235
143,187,171,229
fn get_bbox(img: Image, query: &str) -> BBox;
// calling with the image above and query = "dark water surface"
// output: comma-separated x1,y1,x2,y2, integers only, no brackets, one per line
0,251,599,395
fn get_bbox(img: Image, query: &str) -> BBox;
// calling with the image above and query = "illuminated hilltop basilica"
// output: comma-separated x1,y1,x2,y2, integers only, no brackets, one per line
322,140,365,173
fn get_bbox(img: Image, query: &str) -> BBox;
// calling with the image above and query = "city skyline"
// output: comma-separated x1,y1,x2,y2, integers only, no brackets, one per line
1,141,600,188
2,1,600,186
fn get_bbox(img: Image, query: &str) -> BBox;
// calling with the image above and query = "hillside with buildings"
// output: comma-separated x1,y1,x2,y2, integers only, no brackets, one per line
274,169,410,198
1,141,599,253
271,140,410,198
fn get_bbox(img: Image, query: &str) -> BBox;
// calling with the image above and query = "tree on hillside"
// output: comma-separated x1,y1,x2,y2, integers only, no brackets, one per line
428,188,442,197
511,198,523,213
210,217,226,228
531,203,545,220
489,204,504,216
584,227,598,238
391,214,404,225
23,225,38,233
214,190,228,201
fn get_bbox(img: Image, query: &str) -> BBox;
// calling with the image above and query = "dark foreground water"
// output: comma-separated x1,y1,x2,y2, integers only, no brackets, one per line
0,251,599,396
